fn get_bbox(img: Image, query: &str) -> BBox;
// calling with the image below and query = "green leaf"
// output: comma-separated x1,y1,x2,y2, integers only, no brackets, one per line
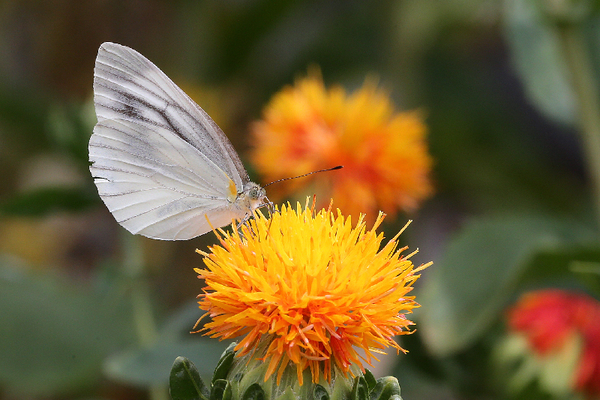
241,383,266,400
313,384,330,400
210,379,231,400
418,214,596,356
503,0,600,126
504,0,576,126
0,186,99,217
104,339,227,388
352,376,369,400
0,259,134,396
369,377,401,400
363,369,377,392
211,343,236,384
169,356,210,400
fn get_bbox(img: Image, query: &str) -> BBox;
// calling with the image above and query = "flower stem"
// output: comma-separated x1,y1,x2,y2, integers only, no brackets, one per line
555,22,600,228
122,233,168,400
123,233,157,345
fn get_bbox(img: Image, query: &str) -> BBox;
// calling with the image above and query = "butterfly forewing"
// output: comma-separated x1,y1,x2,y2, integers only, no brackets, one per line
90,42,252,240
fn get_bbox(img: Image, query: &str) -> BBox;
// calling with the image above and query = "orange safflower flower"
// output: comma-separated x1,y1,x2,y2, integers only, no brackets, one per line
507,289,600,398
195,200,430,385
250,70,433,220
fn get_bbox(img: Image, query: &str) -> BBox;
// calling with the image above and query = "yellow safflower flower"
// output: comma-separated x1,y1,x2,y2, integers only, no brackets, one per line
195,200,430,385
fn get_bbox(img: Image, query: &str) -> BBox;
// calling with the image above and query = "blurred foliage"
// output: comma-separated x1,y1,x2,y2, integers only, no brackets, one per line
0,0,599,399
419,214,598,356
0,257,135,396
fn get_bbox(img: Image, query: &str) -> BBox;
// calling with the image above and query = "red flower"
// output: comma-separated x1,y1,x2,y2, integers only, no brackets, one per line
507,289,600,398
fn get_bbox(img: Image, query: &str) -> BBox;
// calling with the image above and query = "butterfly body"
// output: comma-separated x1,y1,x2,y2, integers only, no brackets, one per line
89,42,268,240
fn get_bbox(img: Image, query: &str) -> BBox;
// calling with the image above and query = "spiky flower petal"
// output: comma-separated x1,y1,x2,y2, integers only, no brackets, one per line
195,200,429,385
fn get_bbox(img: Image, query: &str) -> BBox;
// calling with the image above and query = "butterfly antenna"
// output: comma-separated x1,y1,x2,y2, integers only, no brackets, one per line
264,166,343,188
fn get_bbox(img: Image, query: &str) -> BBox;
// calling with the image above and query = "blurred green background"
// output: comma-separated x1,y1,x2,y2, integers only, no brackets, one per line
1,0,600,399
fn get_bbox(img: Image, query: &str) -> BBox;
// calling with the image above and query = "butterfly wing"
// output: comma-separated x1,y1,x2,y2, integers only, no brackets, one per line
90,42,250,240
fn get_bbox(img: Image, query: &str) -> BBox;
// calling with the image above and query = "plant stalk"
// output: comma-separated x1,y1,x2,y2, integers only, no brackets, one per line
122,233,168,400
555,22,600,228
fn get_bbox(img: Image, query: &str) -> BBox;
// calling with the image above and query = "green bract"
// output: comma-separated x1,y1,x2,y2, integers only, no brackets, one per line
169,344,403,400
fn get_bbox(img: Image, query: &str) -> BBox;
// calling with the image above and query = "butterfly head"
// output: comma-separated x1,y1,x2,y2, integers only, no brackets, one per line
238,181,271,216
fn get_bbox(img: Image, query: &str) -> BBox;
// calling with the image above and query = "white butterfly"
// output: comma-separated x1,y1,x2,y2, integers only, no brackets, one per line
89,42,270,240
